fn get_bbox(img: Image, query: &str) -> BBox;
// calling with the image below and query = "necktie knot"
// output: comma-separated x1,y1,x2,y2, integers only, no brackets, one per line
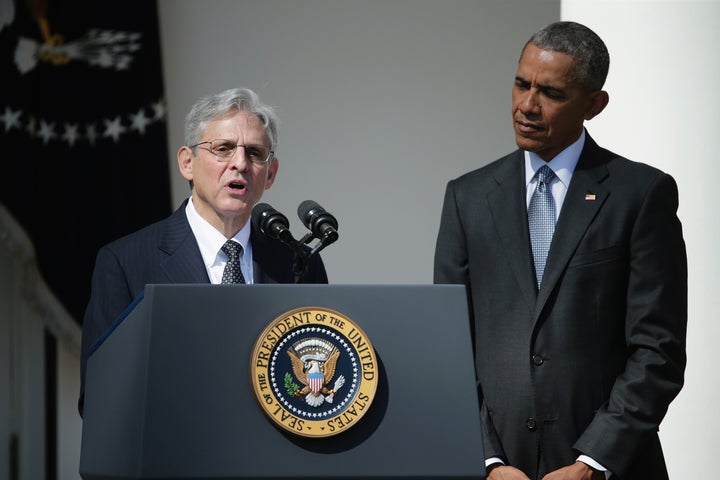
221,240,246,284
221,240,243,261
535,165,555,191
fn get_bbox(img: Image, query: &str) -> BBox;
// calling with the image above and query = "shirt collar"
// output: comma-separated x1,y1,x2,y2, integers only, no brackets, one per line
524,129,585,189
185,197,251,270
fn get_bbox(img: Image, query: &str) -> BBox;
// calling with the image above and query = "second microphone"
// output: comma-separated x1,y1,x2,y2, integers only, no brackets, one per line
297,200,339,245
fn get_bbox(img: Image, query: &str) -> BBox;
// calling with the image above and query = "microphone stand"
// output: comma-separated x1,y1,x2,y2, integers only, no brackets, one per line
274,232,309,284
294,230,338,283
291,243,309,284
300,232,338,258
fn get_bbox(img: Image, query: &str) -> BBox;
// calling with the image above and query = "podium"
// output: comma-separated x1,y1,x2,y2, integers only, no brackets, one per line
80,284,485,479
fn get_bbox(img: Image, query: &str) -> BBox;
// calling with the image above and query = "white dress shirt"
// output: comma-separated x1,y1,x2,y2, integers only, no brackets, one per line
184,197,254,284
524,129,585,216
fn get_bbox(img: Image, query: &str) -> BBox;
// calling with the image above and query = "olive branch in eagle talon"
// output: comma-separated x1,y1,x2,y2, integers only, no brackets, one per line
284,373,300,396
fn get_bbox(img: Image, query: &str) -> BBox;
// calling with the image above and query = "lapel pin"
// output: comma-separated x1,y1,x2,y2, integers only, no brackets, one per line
585,193,597,201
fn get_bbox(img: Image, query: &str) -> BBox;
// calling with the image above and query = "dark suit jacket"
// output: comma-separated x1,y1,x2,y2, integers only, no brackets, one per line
79,199,328,415
434,133,687,480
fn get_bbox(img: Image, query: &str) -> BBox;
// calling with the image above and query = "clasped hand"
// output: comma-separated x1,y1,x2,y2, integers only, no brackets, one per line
487,461,604,480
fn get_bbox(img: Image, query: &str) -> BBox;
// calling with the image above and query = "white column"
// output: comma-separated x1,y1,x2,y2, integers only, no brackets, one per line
562,1,720,477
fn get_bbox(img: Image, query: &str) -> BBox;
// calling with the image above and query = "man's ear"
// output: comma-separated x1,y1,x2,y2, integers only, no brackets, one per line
585,90,609,121
264,156,279,190
177,146,193,181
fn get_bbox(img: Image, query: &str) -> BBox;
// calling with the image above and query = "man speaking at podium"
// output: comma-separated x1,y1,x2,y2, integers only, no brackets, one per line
79,87,328,417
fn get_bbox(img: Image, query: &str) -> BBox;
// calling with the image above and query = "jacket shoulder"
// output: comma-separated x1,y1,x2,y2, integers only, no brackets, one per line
447,150,522,192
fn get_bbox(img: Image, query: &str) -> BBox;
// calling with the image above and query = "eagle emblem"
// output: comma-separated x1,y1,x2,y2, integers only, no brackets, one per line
251,307,378,437
286,338,345,407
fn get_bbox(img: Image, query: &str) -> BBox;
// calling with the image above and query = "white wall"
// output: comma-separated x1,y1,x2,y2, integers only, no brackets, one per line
562,1,720,477
158,0,559,284
157,1,716,477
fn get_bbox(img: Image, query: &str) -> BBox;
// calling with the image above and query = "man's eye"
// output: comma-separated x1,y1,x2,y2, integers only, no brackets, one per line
544,91,564,101
213,143,235,154
246,147,262,158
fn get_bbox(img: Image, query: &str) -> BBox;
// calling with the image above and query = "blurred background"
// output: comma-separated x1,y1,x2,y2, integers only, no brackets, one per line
1,0,717,478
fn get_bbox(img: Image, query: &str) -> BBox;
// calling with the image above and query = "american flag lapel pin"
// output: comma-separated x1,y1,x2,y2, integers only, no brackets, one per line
585,193,597,201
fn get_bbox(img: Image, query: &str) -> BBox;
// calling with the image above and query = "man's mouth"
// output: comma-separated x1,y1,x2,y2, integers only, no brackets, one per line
228,181,245,191
516,119,543,134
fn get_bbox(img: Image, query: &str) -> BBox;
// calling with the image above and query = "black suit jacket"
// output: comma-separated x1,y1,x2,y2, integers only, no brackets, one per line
79,200,328,415
434,133,687,479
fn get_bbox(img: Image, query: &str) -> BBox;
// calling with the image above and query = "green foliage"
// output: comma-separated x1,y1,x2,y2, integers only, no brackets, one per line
285,372,300,396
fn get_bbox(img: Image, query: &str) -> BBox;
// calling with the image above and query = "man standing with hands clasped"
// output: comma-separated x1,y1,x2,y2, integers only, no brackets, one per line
434,21,687,480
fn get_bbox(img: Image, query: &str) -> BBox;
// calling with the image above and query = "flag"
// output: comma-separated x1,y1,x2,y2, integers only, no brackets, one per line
0,0,172,324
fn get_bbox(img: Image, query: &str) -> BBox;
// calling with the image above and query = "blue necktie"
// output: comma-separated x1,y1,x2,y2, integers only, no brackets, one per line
221,240,246,284
528,165,556,289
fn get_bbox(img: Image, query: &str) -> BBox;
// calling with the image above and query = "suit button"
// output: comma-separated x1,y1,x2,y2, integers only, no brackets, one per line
526,417,537,431
532,354,544,366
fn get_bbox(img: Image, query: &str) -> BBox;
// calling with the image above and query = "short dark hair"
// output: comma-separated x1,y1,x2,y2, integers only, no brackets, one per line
524,21,610,91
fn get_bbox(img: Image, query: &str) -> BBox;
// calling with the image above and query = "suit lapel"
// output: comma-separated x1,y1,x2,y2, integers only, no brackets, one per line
535,135,610,316
251,228,270,283
487,151,537,311
158,200,210,283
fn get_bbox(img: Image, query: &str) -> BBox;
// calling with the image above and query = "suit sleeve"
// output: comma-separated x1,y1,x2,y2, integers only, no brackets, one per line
434,179,470,285
79,245,135,416
302,251,329,284
573,172,688,476
433,179,507,461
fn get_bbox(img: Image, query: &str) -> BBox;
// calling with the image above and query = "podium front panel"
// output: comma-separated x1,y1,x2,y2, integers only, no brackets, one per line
81,284,485,479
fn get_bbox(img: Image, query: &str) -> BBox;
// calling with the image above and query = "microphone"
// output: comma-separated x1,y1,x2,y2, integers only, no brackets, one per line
297,200,339,245
252,203,310,283
251,203,295,244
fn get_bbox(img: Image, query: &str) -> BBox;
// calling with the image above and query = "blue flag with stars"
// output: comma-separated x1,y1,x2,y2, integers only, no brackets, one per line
0,0,171,324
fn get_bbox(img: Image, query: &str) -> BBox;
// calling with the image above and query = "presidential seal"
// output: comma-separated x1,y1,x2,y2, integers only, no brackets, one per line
250,307,378,438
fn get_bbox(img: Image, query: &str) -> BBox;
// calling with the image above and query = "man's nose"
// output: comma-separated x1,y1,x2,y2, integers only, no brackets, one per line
227,146,249,169
520,90,542,114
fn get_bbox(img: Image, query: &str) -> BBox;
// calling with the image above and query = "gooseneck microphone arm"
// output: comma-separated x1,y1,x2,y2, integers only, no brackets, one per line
251,203,309,283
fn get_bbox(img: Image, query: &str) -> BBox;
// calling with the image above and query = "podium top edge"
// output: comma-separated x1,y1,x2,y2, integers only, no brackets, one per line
143,283,467,288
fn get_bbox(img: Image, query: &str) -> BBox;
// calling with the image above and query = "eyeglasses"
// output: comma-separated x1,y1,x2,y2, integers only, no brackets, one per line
189,139,274,166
